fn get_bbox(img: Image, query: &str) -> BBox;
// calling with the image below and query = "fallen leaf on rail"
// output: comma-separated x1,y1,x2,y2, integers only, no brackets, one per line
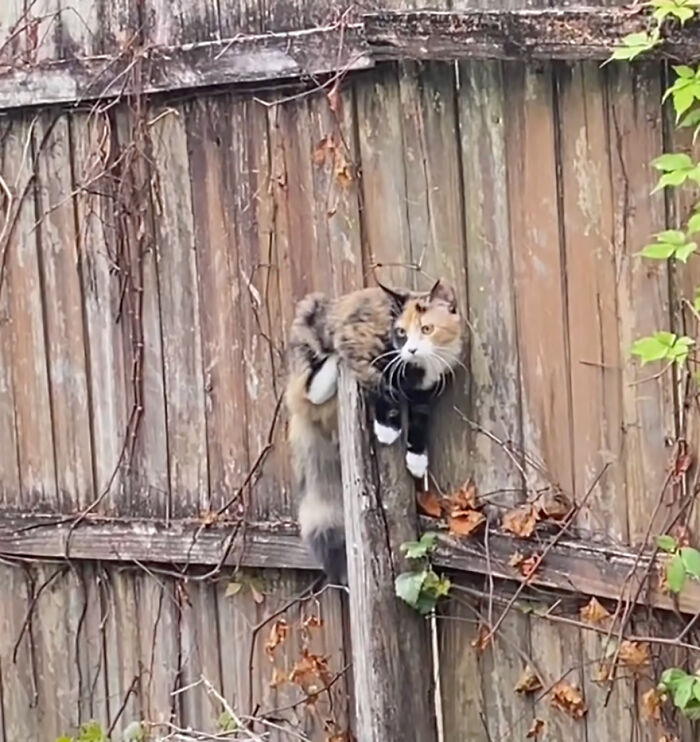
579,597,610,626
502,504,540,538
448,479,478,511
526,719,545,739
641,687,663,721
417,490,443,518
519,554,540,578
618,640,650,671
264,619,289,659
550,681,587,719
448,509,485,536
269,667,288,688
514,666,542,694
509,551,525,568
538,490,572,520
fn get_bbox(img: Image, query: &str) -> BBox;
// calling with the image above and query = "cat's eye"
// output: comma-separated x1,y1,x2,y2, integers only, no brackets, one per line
421,324,434,335
395,327,406,338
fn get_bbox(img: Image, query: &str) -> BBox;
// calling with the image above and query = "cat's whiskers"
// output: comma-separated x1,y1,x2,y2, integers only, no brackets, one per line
371,349,399,368
434,346,467,375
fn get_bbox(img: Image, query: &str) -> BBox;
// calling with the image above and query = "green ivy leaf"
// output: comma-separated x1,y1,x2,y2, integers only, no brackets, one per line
630,331,677,364
656,534,678,552
652,153,694,171
395,570,427,608
660,667,690,691
681,547,700,579
640,242,677,259
681,109,700,129
400,531,438,559
606,30,660,64
217,711,238,732
675,675,696,707
675,241,697,263
664,71,700,121
668,336,695,365
667,552,687,593
225,581,243,597
687,212,700,234
674,65,698,79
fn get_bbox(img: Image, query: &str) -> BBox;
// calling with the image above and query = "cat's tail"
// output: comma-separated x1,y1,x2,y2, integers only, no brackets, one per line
286,292,346,584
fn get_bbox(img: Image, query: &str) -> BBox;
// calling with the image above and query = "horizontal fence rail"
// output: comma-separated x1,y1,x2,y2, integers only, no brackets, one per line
2,8,700,109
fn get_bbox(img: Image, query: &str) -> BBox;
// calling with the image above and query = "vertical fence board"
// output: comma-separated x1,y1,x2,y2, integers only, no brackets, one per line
150,106,210,516
35,114,95,512
185,97,250,513
606,65,671,545
71,110,129,511
4,116,57,508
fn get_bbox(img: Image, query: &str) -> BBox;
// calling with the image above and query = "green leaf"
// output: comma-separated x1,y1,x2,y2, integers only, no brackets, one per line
652,152,694,171
640,242,677,259
674,65,697,79
657,230,689,245
606,30,660,64
675,241,697,263
400,531,438,559
395,570,427,608
76,722,107,742
669,336,695,365
656,534,678,552
630,332,677,364
217,711,238,732
667,553,687,593
675,675,696,707
55,738,72,742
660,667,690,691
681,547,700,579
225,580,243,597
679,108,700,128
687,213,700,234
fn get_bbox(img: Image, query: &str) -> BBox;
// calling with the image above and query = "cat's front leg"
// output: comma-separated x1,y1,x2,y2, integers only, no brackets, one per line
372,387,402,445
405,394,432,479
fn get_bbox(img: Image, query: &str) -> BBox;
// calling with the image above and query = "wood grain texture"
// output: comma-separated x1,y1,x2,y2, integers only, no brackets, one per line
150,106,209,516
337,369,437,742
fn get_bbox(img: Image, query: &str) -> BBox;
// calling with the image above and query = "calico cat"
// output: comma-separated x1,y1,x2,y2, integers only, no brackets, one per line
285,279,464,583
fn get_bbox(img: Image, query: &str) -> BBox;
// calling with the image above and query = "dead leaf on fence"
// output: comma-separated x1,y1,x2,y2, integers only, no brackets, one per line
302,613,324,630
550,681,587,719
641,687,663,721
514,666,542,694
670,523,691,547
519,554,540,578
526,719,545,739
502,504,540,538
471,625,492,652
509,551,525,568
580,597,610,626
448,509,485,536
618,640,650,671
269,667,288,688
327,85,341,115
538,490,572,521
417,490,443,518
334,149,353,187
264,619,289,659
313,135,332,165
290,648,332,689
448,479,478,511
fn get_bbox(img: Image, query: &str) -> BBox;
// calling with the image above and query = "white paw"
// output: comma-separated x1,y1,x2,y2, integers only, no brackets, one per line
405,451,428,479
306,356,338,405
374,420,401,445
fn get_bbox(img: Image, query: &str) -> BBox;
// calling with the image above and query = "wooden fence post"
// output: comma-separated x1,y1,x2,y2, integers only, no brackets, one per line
337,368,438,742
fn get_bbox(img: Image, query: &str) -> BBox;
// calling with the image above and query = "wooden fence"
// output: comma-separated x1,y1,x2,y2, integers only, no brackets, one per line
1,1,700,740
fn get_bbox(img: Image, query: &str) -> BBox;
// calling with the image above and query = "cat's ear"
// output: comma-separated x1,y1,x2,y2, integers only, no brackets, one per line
376,278,408,305
430,279,457,313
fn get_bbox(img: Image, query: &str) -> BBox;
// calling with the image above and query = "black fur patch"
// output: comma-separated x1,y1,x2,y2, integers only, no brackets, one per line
306,526,347,586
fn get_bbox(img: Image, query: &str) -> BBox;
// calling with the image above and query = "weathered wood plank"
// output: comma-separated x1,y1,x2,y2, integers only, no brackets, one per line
337,369,437,741
0,26,372,109
3,115,57,508
606,64,671,545
35,113,95,512
556,62,627,541
366,9,700,61
150,105,209,516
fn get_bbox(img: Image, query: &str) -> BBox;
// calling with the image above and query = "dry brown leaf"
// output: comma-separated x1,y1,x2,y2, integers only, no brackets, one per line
269,667,288,688
618,640,650,671
538,491,572,520
327,85,341,115
417,490,443,518
312,135,331,166
580,597,611,626
502,504,540,538
471,625,491,652
593,661,613,683
550,681,587,719
659,736,680,742
509,551,525,568
447,479,478,512
302,613,324,630
290,648,332,688
641,687,663,722
514,666,542,694
448,509,485,536
526,719,545,739
519,554,540,578
264,619,288,659
670,523,691,547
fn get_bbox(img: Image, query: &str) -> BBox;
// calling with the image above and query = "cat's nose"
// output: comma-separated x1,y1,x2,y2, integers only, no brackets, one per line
408,347,417,355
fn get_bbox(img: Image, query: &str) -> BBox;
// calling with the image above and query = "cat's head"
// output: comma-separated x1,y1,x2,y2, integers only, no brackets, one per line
380,279,464,371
